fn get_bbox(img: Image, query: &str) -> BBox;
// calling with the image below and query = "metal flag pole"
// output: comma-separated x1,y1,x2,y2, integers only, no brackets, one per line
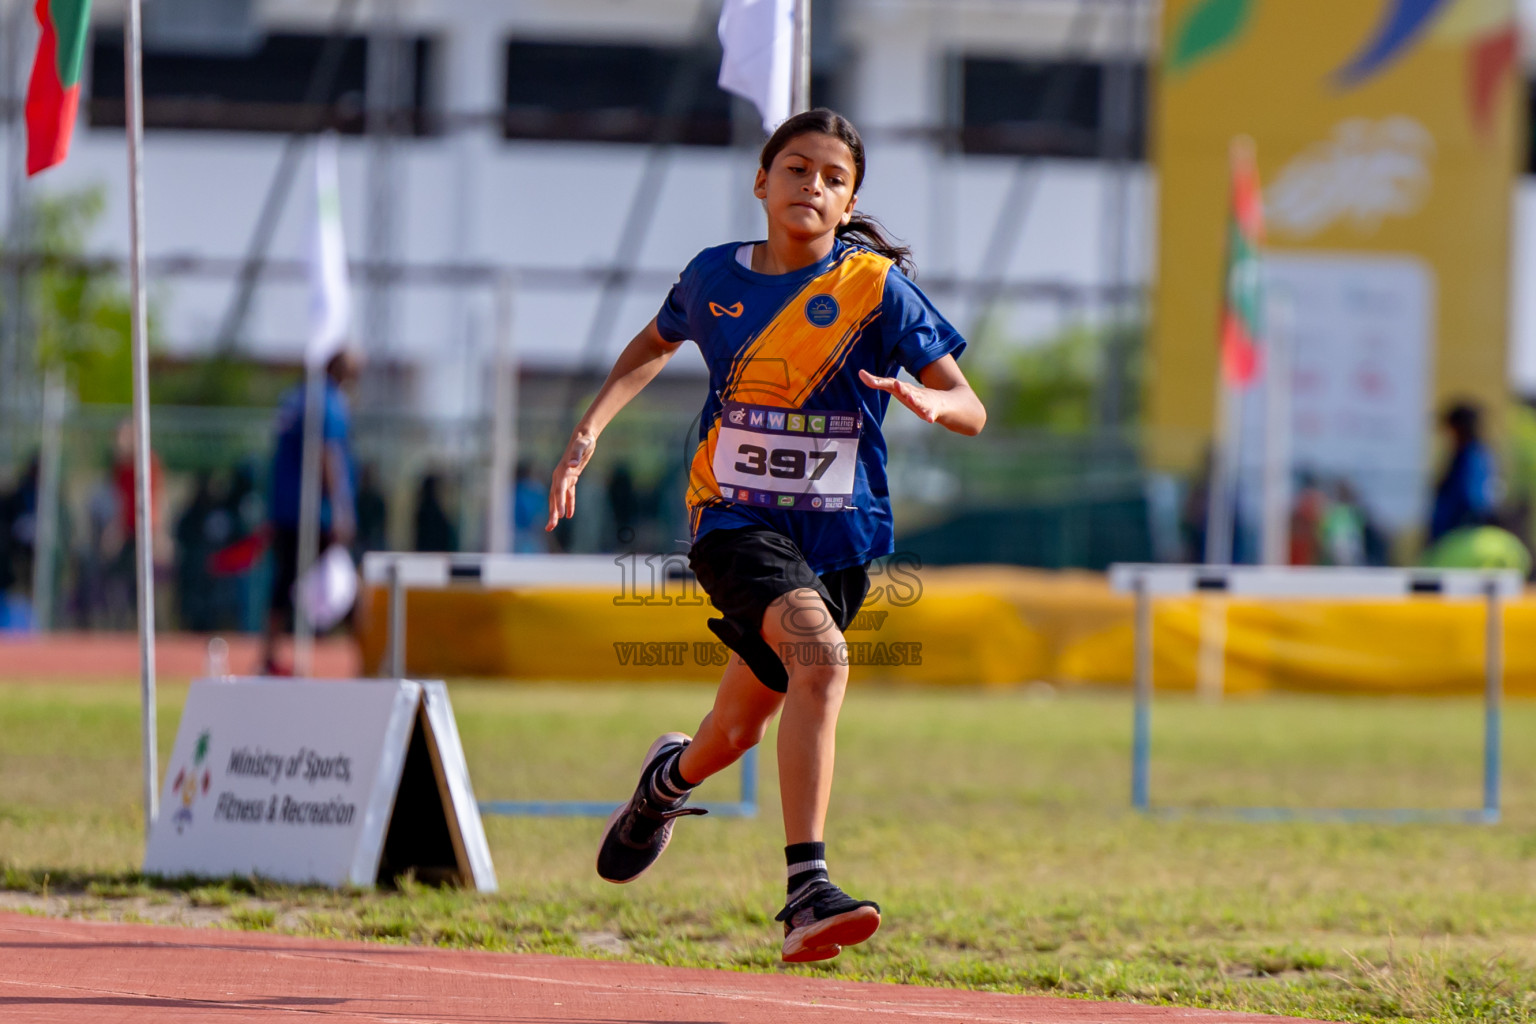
791,0,811,114
486,275,517,555
1259,296,1292,566
292,358,325,676
124,0,159,836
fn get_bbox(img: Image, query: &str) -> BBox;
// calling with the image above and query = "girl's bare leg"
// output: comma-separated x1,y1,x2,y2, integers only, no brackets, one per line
678,653,784,783
758,588,848,845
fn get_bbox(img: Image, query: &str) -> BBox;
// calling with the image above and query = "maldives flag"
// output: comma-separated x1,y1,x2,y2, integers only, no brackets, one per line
25,0,92,176
1219,136,1265,388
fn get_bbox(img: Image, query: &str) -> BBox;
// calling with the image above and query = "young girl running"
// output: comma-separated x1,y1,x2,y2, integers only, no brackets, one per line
546,108,986,963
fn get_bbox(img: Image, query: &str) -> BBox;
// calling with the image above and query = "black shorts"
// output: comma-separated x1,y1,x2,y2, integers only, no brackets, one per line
268,525,332,619
687,525,870,693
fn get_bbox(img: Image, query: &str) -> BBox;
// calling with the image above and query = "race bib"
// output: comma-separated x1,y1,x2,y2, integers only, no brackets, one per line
712,401,860,511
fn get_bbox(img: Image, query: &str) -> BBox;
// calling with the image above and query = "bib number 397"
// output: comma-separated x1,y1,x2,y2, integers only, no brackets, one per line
712,401,859,512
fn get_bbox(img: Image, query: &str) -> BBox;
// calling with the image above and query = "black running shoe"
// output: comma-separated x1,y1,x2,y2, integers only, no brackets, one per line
776,879,881,962
596,732,707,884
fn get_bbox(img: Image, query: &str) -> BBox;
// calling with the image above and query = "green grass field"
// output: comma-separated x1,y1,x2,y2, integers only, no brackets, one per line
4,679,1536,1023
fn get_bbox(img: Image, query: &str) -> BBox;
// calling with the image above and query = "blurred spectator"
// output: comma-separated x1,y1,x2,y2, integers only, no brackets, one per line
72,457,126,628
1180,447,1255,563
112,419,168,563
1288,471,1325,566
175,471,246,632
1317,480,1366,567
607,462,638,548
354,464,389,556
1429,401,1498,544
413,473,458,553
175,472,220,631
512,460,547,554
0,458,39,628
261,349,361,675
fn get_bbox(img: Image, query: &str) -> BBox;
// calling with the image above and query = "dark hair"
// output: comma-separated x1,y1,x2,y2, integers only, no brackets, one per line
760,108,916,277
1443,400,1482,440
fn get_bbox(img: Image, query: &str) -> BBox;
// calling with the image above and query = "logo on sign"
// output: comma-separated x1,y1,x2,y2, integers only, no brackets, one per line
728,408,746,425
805,294,839,327
757,492,770,504
721,486,735,499
768,412,786,430
811,497,823,508
170,729,213,834
749,411,765,427
808,415,826,433
787,414,805,432
777,495,796,507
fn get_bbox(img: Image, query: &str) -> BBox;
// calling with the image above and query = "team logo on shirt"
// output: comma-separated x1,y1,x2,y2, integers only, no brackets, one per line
804,294,839,327
709,301,744,318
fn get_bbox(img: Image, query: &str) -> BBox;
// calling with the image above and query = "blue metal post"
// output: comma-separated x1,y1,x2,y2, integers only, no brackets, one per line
1132,576,1152,811
739,746,758,815
1483,583,1503,823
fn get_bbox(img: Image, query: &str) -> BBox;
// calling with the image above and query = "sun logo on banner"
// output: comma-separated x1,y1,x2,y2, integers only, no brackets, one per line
170,730,213,834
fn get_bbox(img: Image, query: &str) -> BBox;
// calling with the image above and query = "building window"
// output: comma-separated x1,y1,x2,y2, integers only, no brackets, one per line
503,40,734,146
89,31,435,135
954,56,1146,159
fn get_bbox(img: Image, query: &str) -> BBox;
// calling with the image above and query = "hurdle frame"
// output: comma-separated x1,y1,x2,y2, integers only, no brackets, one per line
1108,564,1521,824
363,552,759,819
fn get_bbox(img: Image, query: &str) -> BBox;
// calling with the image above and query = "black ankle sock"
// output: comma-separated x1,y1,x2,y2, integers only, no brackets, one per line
786,841,828,895
648,746,697,805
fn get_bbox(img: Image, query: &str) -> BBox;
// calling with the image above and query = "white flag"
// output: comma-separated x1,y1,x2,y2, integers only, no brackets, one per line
307,132,351,368
718,0,796,133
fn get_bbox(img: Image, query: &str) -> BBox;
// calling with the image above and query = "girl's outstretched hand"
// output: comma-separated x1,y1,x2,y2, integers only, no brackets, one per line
547,433,596,531
859,368,941,424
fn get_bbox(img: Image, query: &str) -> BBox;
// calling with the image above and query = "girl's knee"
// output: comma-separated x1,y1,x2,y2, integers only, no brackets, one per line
721,716,770,751
788,661,847,703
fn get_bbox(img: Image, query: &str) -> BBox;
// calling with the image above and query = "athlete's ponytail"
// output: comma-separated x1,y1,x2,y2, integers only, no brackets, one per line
760,108,917,278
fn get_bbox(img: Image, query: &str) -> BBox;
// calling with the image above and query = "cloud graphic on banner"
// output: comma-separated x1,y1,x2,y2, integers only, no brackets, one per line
1166,0,1255,75
1266,117,1433,238
1334,0,1454,85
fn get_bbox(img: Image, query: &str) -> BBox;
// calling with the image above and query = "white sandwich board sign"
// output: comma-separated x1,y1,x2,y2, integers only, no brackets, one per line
144,678,496,891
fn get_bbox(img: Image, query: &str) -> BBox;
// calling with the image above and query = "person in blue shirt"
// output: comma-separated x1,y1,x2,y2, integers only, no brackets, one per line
547,109,986,963
1429,400,1499,544
260,348,361,674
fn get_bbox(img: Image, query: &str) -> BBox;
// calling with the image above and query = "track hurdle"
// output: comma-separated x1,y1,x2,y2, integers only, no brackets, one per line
1108,564,1523,824
361,552,759,819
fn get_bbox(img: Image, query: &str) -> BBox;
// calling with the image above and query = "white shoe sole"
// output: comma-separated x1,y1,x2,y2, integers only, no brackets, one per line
595,731,693,885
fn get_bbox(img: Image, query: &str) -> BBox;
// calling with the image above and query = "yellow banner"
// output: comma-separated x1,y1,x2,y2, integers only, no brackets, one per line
1150,0,1521,534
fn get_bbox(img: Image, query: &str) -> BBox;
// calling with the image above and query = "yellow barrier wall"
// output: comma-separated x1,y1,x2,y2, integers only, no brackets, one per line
356,568,1536,695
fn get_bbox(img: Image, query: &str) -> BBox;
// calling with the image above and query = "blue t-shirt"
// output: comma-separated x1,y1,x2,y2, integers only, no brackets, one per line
656,239,966,574
269,381,354,529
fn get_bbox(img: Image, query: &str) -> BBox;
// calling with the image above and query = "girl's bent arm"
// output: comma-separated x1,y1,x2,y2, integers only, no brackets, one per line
858,356,987,437
547,318,683,529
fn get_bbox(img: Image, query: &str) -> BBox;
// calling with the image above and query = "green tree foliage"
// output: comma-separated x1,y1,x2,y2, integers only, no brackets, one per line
967,319,1143,432
11,187,150,404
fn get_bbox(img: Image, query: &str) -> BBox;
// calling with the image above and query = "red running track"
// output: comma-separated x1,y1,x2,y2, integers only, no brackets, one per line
0,633,361,682
0,913,1323,1024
